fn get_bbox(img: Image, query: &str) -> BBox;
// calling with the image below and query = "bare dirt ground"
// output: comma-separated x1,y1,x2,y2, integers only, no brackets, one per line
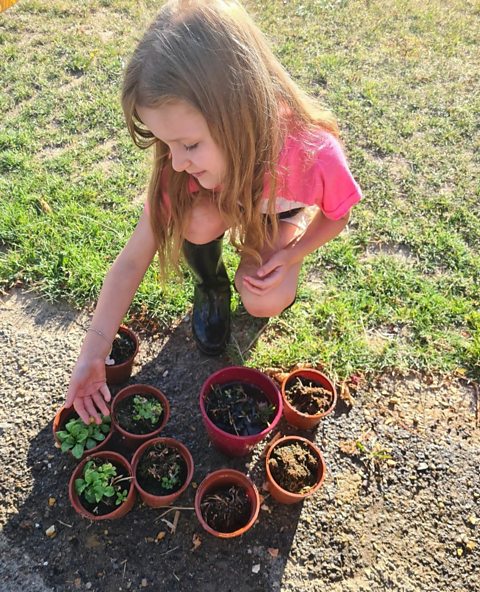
0,289,479,592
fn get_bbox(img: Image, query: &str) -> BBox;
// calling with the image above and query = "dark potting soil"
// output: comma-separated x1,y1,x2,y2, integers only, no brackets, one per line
200,485,251,533
205,381,276,436
285,376,334,415
78,458,131,516
109,331,136,365
114,393,164,435
269,441,319,494
136,443,187,496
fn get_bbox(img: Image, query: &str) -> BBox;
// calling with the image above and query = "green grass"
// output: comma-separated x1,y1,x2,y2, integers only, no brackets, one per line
1,0,479,379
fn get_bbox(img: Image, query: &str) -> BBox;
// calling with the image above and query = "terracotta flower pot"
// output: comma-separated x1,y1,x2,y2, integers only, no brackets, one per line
265,435,326,504
131,437,194,508
195,469,260,538
281,368,337,430
105,325,139,385
199,366,283,457
69,451,136,520
53,405,113,460
111,384,170,449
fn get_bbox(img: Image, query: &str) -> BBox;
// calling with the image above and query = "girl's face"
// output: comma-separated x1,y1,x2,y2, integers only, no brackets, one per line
137,101,226,190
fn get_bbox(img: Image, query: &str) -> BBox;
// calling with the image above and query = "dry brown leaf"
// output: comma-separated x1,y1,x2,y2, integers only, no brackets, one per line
267,548,279,558
340,381,355,407
338,440,359,456
155,531,166,542
191,533,202,551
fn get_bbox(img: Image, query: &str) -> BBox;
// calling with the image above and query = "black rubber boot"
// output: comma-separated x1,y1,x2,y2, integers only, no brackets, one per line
182,236,231,356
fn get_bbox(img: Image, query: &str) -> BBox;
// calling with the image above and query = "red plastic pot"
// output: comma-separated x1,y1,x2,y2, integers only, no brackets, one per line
111,384,170,449
195,469,260,538
68,451,136,520
131,437,194,508
53,405,113,460
199,366,283,457
105,325,139,385
281,368,337,430
265,436,326,504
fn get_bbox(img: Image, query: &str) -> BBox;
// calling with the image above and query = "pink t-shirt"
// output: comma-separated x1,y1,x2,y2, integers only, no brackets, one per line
146,130,362,220
261,130,362,219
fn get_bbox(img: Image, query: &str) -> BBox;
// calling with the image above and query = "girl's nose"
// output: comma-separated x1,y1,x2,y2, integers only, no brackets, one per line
170,150,191,173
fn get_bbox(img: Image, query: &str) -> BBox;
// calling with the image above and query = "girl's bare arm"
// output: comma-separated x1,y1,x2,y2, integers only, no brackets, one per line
65,210,157,422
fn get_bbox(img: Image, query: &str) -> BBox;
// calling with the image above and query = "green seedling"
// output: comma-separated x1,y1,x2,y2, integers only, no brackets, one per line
74,460,129,511
132,395,163,425
56,415,111,459
160,462,180,491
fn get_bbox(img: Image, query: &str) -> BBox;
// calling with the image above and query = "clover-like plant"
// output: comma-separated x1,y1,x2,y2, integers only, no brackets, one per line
74,460,129,511
132,395,163,425
160,462,181,491
56,415,111,459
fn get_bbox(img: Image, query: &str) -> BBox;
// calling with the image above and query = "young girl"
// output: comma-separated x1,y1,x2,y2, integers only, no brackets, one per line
65,0,362,424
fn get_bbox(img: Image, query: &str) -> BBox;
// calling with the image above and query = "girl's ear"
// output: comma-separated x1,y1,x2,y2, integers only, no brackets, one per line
168,152,172,159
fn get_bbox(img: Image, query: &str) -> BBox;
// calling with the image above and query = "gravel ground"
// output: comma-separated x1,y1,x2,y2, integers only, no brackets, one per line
0,289,479,592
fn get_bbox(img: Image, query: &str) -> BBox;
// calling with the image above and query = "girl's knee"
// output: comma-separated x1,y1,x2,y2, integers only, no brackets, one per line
240,291,294,318
183,197,228,244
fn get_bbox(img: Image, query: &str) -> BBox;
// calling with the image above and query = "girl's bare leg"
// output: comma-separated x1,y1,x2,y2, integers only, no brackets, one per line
183,194,229,244
235,221,303,318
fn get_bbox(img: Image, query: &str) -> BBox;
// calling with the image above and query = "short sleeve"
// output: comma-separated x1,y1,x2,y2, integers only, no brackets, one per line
312,133,362,219
270,131,362,220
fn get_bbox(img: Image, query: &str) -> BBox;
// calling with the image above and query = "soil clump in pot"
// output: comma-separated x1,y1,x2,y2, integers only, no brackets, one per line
269,441,319,493
205,381,275,436
136,442,187,496
285,376,333,415
200,485,251,533
115,393,164,435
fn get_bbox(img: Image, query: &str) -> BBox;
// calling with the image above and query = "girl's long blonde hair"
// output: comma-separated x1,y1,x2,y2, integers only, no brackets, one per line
122,0,338,274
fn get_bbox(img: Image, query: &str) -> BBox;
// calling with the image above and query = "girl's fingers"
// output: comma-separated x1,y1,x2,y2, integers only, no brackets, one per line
99,382,112,404
73,399,90,424
83,398,102,424
92,392,110,417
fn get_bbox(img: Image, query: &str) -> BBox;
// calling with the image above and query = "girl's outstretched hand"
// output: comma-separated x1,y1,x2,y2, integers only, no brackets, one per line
243,249,292,295
65,356,111,425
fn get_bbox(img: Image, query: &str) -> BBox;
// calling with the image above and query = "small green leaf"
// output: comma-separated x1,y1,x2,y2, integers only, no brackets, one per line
85,438,97,450
61,440,73,452
71,444,84,459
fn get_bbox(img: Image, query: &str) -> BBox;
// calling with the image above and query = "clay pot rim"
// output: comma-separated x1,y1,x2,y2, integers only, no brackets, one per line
111,384,170,440
131,437,194,501
265,435,326,501
281,368,337,420
194,468,260,538
105,324,139,370
68,451,135,520
53,405,114,459
199,366,283,443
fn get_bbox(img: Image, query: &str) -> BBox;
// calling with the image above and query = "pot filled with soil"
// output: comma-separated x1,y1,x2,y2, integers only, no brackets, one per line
265,435,326,504
199,366,282,457
131,437,194,508
281,368,337,429
105,325,139,385
53,405,113,460
195,469,260,538
111,384,170,449
69,451,136,520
